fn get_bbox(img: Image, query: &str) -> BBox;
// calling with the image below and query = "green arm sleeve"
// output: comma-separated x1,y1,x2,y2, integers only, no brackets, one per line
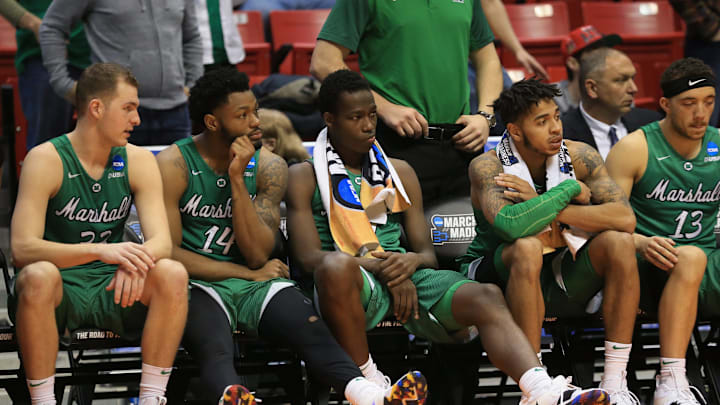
492,179,581,241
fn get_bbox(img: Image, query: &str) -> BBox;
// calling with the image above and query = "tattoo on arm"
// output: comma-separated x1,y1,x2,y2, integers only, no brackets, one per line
471,154,512,220
255,155,288,230
572,142,605,179
572,143,631,206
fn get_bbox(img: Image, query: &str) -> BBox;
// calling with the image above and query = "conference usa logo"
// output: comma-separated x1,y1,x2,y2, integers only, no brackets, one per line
430,214,476,245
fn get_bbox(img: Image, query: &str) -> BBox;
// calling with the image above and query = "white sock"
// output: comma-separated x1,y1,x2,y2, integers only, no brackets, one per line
358,354,377,379
27,376,55,405
344,376,385,405
519,366,553,399
139,363,172,400
537,352,543,365
659,357,687,387
602,340,631,390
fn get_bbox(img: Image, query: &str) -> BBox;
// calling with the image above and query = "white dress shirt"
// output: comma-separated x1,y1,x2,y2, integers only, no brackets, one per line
579,102,628,160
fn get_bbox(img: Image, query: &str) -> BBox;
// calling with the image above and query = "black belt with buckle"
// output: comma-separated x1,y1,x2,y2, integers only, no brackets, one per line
424,123,464,142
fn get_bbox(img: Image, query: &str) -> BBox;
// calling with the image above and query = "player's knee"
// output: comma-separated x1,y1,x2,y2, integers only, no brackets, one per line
314,253,358,290
150,259,189,297
508,238,543,279
15,261,61,301
675,246,707,285
596,230,635,259
472,283,505,308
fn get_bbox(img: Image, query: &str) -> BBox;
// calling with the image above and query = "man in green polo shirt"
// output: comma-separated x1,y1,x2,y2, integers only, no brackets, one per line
310,0,503,205
0,0,89,148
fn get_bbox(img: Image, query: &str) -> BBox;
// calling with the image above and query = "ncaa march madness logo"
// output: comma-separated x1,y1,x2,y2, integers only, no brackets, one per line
430,213,476,245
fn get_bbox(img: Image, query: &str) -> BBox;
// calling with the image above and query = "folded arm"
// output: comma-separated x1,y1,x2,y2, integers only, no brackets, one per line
470,152,581,241
557,141,636,233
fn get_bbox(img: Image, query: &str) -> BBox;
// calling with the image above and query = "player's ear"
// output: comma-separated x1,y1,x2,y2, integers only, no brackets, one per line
323,111,335,129
203,113,218,132
506,122,522,140
89,98,103,119
659,97,671,115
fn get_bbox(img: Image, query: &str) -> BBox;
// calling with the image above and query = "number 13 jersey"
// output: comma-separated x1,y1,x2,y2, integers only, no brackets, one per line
630,121,720,251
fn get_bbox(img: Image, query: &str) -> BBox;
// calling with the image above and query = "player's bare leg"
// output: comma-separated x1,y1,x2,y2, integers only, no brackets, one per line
658,246,705,359
15,261,64,378
588,231,638,346
313,252,369,365
502,237,545,352
451,282,540,379
139,258,189,366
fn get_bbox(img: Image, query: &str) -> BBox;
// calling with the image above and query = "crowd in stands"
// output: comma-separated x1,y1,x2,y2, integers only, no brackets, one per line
0,1,719,405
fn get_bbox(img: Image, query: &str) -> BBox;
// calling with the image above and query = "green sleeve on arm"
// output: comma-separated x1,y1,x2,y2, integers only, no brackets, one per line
492,179,581,241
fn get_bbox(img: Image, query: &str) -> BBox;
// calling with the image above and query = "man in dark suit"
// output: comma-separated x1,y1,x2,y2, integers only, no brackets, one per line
562,47,661,159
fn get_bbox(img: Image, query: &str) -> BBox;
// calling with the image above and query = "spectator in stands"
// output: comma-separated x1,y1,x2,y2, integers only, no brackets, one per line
39,0,203,146
156,67,426,405
259,108,310,164
554,25,621,114
563,48,661,160
8,63,189,405
287,69,610,405
606,57,717,405
460,79,641,405
670,1,720,127
195,0,246,72
310,0,502,206
0,0,89,149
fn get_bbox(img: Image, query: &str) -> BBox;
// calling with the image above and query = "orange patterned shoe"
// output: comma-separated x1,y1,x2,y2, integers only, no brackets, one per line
384,371,428,405
219,384,257,405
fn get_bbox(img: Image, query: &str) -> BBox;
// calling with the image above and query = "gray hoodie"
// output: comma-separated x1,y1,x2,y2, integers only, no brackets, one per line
40,0,203,110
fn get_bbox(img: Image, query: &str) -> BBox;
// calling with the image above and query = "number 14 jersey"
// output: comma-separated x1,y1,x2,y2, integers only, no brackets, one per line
177,137,260,264
630,121,720,252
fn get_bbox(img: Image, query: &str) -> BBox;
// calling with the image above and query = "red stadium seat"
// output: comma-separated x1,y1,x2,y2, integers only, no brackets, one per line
581,1,684,106
4,77,27,178
0,18,17,86
268,9,359,75
502,2,570,75
234,10,271,83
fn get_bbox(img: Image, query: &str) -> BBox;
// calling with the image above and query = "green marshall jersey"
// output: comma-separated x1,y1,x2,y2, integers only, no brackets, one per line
631,122,720,252
45,135,132,270
176,137,260,264
310,169,404,254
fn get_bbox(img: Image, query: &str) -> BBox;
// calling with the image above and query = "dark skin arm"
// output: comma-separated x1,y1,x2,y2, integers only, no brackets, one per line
229,141,288,268
156,144,288,282
556,140,636,233
469,151,515,224
286,161,335,275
